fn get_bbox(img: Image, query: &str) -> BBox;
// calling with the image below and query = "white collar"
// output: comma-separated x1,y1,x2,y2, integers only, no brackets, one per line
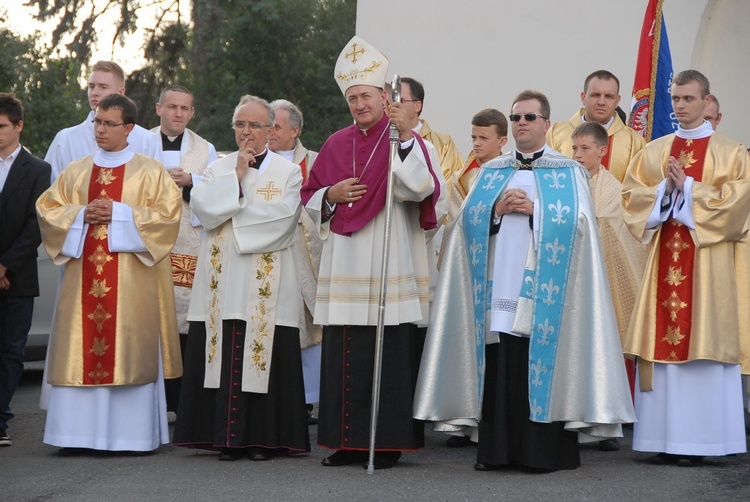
0,144,22,163
676,120,714,140
93,146,135,167
581,113,615,130
274,148,295,162
412,121,423,134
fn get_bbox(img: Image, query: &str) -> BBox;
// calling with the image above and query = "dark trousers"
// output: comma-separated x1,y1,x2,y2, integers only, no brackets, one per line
0,296,34,431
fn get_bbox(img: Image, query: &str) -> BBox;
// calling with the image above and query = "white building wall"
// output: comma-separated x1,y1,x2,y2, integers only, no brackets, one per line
357,0,749,156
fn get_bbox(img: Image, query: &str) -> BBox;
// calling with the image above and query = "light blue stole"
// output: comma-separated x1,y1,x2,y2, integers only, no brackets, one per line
463,156,578,422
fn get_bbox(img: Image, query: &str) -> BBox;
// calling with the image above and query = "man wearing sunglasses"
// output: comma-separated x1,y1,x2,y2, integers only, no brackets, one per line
416,90,634,473
547,70,645,183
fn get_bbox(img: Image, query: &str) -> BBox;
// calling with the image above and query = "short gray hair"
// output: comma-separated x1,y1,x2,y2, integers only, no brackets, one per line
270,99,304,133
231,95,274,125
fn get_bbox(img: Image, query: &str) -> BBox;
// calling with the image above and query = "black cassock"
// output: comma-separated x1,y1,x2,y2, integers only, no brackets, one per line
173,320,310,454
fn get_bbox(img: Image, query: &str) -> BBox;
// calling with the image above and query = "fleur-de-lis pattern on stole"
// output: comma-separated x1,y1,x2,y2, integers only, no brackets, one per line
464,158,578,422
81,166,125,385
653,136,710,361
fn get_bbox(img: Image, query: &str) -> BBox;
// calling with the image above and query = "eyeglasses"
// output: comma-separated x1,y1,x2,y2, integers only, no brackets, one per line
92,119,128,129
509,113,548,122
232,121,271,132
400,99,420,103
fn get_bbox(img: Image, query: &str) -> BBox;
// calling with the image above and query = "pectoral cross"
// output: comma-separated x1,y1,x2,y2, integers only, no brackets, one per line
345,42,365,63
257,181,282,201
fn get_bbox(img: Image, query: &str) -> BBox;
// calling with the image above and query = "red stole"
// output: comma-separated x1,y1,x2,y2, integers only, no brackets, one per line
81,165,125,384
465,156,481,173
653,136,710,361
299,156,308,182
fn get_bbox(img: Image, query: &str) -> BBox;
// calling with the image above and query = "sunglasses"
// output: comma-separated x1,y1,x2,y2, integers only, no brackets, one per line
509,113,548,122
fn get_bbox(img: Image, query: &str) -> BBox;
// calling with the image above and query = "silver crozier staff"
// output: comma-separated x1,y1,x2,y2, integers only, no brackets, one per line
366,74,401,474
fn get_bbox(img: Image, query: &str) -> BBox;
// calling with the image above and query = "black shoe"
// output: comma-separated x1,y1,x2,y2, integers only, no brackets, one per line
649,453,680,465
248,447,273,461
58,447,91,457
218,448,245,461
474,462,500,471
321,450,368,466
0,430,11,447
363,451,402,470
598,438,621,451
676,455,704,467
307,409,318,425
446,435,472,448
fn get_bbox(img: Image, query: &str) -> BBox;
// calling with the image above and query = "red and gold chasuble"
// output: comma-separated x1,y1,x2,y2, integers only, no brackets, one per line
81,165,125,384
653,137,710,362
602,136,614,170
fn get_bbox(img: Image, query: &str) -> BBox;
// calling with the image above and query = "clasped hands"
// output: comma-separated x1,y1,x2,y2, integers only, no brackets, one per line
169,168,192,187
84,199,113,225
495,188,533,217
665,156,687,194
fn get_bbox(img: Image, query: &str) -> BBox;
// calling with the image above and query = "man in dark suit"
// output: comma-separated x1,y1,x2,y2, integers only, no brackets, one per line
0,93,51,446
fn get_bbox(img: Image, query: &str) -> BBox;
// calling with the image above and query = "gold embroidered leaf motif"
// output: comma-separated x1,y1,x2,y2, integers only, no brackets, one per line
664,266,688,287
662,325,686,346
88,361,110,384
87,303,112,332
89,279,112,298
662,291,688,322
91,224,108,240
98,189,112,201
666,351,679,361
677,149,697,170
90,336,110,356
88,245,113,274
97,169,117,185
664,234,690,262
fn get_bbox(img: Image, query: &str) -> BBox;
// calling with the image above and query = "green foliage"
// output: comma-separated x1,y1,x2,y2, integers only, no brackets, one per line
126,21,193,131
190,0,357,151
3,0,356,155
0,27,87,157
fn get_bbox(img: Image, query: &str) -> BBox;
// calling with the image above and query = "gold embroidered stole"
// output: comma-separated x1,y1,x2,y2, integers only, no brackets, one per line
169,129,210,289
653,136,709,361
203,221,230,389
81,165,125,384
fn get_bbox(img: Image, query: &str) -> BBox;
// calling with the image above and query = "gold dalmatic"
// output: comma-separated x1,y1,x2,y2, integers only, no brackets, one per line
81,165,125,384
653,137,710,361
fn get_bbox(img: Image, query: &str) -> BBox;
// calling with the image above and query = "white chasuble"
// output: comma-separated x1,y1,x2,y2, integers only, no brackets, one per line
189,150,303,393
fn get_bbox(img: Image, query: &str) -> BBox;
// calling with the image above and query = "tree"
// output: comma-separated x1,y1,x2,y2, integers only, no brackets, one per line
189,0,357,151
14,0,357,152
0,27,87,157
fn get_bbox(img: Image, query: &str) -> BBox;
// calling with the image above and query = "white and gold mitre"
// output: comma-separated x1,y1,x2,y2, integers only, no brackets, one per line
334,36,389,95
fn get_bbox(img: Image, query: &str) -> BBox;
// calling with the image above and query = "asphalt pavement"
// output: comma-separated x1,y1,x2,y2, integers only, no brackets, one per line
2,363,749,502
